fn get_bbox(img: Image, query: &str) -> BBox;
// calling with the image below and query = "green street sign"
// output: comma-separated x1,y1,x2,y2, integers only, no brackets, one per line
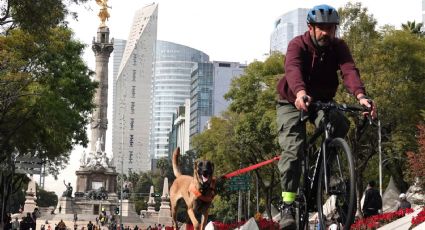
228,175,250,191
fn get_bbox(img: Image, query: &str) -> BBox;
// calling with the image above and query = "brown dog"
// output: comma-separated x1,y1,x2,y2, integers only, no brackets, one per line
169,147,216,230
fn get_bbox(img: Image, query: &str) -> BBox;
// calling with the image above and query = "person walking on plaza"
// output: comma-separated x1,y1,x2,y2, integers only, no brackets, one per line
276,3,377,229
87,220,94,230
395,193,411,211
362,181,382,218
11,216,20,230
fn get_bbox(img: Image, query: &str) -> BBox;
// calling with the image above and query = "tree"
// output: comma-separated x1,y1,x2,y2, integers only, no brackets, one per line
156,157,171,178
337,2,425,213
0,0,89,34
401,21,424,35
0,1,96,225
0,26,97,226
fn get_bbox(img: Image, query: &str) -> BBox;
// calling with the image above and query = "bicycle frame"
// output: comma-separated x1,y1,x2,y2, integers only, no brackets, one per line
297,101,369,229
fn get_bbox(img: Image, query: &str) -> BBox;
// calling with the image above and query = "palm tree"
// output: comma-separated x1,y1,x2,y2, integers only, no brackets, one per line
401,21,424,35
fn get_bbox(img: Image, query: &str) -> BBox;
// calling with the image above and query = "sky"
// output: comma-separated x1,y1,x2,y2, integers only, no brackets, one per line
39,0,423,197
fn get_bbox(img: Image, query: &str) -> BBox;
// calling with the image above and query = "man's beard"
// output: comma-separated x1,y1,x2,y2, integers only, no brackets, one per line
317,36,332,47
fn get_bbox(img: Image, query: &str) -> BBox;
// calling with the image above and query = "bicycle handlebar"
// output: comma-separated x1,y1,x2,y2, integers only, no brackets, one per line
298,96,373,125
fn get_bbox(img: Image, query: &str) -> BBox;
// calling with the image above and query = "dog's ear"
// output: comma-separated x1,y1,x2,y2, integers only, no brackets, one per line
193,160,198,175
211,162,214,174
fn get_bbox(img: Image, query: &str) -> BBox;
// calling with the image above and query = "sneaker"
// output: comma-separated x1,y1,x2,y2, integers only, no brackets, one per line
279,202,296,230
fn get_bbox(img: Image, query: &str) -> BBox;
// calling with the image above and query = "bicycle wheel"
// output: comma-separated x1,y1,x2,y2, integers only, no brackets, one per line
316,138,356,230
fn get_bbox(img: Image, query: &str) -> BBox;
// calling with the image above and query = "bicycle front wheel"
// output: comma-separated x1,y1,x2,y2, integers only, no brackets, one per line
317,138,356,230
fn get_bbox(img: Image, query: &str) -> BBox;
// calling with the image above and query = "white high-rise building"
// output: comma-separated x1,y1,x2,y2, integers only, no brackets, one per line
270,8,308,54
112,3,158,174
150,41,209,159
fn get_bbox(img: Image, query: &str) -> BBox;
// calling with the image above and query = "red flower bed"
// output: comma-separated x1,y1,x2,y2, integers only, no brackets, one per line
411,207,425,229
351,208,414,230
212,220,246,230
212,217,278,230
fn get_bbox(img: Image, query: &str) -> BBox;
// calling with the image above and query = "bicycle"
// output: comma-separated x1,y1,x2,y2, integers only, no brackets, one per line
279,98,372,230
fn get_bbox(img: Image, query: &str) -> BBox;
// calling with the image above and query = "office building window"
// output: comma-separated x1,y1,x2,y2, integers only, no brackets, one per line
131,102,135,114
130,118,134,130
132,70,136,81
133,54,137,66
132,86,136,98
129,134,134,147
129,151,133,164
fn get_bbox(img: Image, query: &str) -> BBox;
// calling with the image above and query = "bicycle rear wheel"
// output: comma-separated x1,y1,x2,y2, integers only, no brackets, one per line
317,138,356,230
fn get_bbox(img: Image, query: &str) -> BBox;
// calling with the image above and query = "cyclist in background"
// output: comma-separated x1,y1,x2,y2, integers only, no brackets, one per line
276,4,377,229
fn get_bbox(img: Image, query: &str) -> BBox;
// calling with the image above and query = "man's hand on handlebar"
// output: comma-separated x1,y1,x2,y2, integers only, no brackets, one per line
295,90,311,111
357,94,377,119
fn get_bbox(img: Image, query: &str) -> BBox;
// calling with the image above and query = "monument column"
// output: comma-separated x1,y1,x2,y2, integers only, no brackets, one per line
91,26,113,153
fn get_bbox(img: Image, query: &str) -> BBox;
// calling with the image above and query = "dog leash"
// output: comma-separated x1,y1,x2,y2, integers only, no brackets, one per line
221,156,281,179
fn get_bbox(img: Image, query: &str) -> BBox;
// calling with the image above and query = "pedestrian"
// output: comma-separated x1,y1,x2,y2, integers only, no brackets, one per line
11,217,20,230
395,193,411,211
276,3,376,230
362,180,382,218
87,220,94,230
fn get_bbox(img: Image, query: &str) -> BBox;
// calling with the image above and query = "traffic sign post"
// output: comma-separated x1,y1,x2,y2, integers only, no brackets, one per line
228,174,250,191
14,155,42,175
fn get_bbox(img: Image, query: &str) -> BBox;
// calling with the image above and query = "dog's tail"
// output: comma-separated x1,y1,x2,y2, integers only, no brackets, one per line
172,147,181,177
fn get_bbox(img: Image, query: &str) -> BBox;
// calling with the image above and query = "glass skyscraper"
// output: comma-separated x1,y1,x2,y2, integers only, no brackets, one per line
150,41,209,159
270,8,308,54
189,62,214,137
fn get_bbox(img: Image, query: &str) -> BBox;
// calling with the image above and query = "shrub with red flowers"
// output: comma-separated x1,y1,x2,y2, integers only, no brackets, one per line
406,124,425,194
213,220,246,230
351,208,414,230
410,207,425,229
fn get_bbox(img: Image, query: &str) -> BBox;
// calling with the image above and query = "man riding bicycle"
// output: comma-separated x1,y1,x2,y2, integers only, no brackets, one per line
276,4,377,229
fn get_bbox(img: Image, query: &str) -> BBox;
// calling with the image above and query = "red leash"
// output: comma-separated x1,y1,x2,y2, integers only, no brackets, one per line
222,156,281,179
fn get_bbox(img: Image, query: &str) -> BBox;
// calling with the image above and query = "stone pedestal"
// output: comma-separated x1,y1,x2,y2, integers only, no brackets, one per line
75,166,118,193
147,186,156,213
158,178,172,225
23,195,37,215
22,177,37,215
58,197,73,214
122,200,137,217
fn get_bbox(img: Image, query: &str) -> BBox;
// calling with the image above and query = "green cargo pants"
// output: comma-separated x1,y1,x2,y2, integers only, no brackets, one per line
276,100,349,194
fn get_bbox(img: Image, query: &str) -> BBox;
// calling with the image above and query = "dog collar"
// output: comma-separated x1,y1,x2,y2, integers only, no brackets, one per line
189,178,216,202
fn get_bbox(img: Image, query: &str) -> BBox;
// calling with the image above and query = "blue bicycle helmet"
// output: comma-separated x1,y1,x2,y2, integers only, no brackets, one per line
307,4,340,25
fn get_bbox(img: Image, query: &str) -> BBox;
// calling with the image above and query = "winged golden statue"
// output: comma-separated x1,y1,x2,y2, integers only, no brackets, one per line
96,0,111,27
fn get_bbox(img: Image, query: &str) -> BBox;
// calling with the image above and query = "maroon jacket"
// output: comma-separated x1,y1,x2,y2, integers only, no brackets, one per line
277,31,365,103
